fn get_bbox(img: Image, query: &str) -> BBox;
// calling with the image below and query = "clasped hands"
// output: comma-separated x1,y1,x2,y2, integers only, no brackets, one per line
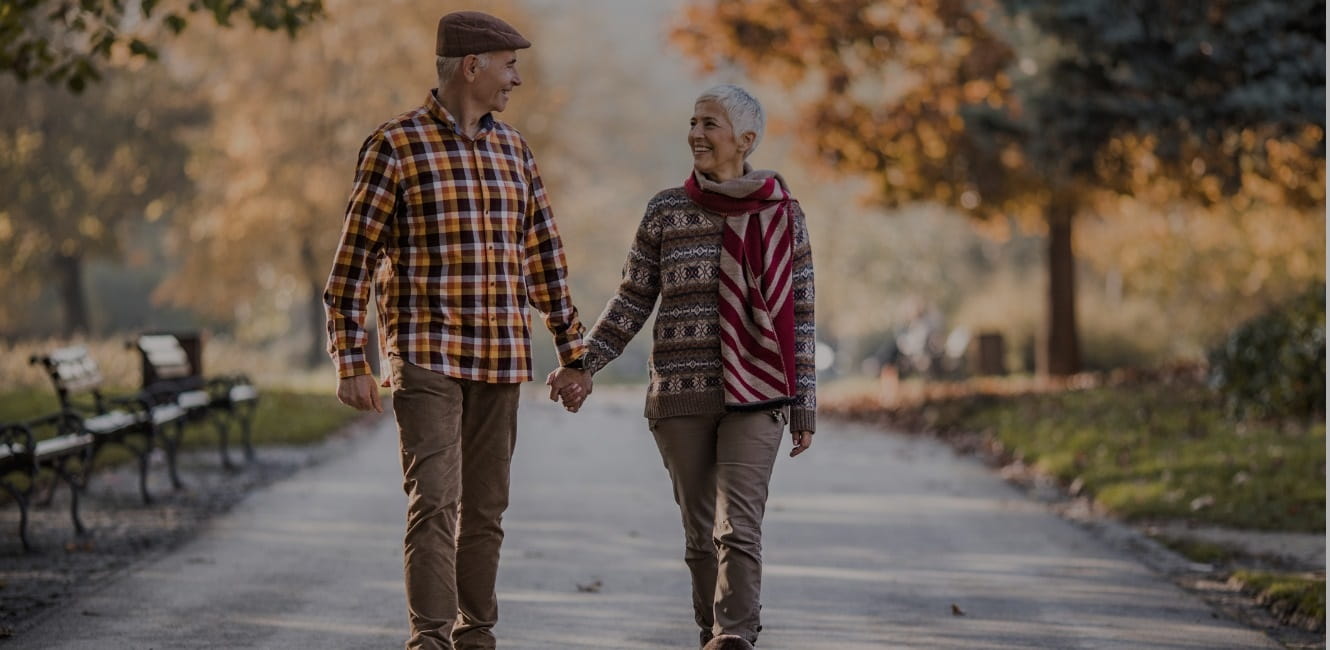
545,367,592,412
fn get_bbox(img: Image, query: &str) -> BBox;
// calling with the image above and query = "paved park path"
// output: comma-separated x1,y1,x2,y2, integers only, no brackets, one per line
19,388,1277,649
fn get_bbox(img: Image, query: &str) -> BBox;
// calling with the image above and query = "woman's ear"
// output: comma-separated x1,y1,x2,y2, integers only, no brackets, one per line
739,131,757,156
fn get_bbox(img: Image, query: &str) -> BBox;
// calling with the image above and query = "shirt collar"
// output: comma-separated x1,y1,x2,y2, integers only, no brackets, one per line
426,89,495,138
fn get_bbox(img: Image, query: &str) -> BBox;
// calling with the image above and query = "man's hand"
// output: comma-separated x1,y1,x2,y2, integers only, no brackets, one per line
790,431,814,458
546,367,592,413
337,374,383,413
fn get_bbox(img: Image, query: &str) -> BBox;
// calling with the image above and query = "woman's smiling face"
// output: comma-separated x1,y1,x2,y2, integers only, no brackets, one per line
689,99,753,182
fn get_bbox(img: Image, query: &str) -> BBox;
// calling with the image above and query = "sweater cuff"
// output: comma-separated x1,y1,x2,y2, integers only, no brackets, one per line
582,347,609,376
790,408,816,433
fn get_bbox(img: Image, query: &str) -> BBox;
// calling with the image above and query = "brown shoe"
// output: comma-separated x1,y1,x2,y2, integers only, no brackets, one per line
703,634,754,650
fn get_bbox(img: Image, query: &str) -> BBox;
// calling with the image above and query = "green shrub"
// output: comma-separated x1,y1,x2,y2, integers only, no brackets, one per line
1209,284,1325,420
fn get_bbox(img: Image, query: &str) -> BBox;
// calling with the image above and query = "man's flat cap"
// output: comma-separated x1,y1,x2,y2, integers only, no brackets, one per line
436,11,531,57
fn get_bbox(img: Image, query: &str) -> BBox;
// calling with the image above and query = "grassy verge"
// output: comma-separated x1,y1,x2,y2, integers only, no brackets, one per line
824,376,1326,630
1231,570,1326,631
0,387,364,452
971,384,1323,532
191,390,365,447
1152,535,1240,565
830,379,1325,532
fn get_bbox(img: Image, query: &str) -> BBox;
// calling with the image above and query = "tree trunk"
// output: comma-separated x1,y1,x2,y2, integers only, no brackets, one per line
54,251,90,337
1042,201,1081,376
307,274,328,369
299,237,328,369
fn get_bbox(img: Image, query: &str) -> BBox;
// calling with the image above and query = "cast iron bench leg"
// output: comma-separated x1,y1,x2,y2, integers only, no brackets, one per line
52,460,88,537
137,445,153,505
166,420,185,490
212,417,235,471
2,484,31,552
241,402,257,463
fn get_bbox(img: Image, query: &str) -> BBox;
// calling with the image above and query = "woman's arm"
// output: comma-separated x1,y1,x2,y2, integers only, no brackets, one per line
789,201,817,434
581,198,665,376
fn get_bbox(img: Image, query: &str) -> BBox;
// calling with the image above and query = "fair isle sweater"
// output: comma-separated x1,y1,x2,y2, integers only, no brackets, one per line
583,187,817,433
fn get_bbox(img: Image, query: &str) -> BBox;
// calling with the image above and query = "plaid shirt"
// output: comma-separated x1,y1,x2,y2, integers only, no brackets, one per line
324,91,585,383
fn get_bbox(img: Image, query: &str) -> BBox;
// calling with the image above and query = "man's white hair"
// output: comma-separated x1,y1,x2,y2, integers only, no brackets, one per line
437,53,491,83
696,84,765,157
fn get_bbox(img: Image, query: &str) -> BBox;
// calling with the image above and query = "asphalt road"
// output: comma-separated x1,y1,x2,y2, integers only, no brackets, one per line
18,388,1277,649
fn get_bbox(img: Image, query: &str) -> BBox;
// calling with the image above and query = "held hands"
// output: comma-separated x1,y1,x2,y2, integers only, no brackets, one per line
337,374,383,413
546,367,593,413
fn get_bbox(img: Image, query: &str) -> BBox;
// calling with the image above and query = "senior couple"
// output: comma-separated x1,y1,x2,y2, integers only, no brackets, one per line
324,11,816,650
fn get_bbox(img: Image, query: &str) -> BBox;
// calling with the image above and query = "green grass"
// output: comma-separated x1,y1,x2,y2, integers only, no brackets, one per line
228,390,364,446
0,387,364,452
0,388,62,424
1151,535,1239,565
838,379,1328,533
954,383,1325,532
1232,570,1326,630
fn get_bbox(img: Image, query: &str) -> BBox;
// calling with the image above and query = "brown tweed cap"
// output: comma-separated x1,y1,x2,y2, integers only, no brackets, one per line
436,11,531,57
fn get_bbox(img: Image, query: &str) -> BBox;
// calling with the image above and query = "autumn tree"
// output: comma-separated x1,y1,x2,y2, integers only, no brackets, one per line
0,71,202,336
673,0,1325,375
0,0,324,91
155,0,548,366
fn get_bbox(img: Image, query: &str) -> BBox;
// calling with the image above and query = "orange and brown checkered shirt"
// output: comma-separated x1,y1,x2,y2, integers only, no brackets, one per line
324,91,585,383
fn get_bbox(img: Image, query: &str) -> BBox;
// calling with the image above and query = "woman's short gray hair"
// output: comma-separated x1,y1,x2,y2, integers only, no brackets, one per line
437,53,491,83
696,84,765,157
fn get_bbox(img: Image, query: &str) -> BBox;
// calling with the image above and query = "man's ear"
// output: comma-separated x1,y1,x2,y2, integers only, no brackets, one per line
462,54,481,81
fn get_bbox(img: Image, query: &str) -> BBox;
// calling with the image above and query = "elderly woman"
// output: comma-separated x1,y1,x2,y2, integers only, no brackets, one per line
550,84,816,650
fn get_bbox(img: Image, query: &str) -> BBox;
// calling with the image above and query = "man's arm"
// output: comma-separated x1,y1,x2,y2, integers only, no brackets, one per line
521,141,586,367
324,130,397,408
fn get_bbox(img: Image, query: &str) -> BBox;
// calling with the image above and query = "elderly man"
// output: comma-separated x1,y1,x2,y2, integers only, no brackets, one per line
323,11,586,649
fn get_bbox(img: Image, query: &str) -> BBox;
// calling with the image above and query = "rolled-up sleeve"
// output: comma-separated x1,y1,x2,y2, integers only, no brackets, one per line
324,131,397,379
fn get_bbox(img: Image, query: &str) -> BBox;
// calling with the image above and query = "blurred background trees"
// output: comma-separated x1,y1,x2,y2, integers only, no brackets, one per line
0,0,324,91
152,0,540,366
0,0,1322,384
673,0,1325,375
0,69,201,336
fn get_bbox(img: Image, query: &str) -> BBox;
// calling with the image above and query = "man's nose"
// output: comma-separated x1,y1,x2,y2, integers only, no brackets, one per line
512,72,522,86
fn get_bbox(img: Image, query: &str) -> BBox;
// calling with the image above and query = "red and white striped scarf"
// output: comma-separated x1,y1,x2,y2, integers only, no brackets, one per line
684,167,797,410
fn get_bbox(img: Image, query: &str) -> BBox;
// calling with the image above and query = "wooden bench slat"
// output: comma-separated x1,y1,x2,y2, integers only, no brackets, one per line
138,335,193,379
83,411,139,434
150,404,185,426
229,385,259,403
176,390,211,410
34,434,95,460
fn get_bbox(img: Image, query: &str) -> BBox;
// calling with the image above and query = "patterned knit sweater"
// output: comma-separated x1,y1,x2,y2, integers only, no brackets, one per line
583,187,817,432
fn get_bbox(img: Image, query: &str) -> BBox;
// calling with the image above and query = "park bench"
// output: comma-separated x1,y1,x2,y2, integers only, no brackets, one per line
29,346,179,505
0,414,97,551
131,333,259,471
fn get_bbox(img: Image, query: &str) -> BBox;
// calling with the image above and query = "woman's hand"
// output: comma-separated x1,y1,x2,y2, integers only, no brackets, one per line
790,430,813,457
546,367,592,412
